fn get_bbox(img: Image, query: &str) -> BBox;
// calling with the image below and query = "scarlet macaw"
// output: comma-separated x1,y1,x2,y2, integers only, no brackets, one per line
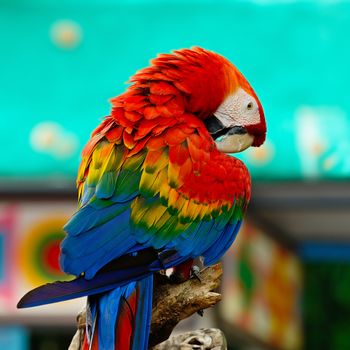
18,47,266,349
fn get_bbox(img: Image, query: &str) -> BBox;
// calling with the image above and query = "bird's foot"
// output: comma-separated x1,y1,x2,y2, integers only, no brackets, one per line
190,265,201,283
197,309,204,317
170,259,194,283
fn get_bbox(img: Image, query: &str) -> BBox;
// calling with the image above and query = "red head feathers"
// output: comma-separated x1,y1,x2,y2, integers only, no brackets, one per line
110,47,266,154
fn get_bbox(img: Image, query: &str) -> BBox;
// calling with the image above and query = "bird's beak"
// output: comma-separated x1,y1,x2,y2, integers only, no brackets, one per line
204,116,254,153
215,128,254,153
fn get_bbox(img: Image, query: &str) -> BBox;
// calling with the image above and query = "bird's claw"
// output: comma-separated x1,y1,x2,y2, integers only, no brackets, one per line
190,265,201,282
197,309,204,317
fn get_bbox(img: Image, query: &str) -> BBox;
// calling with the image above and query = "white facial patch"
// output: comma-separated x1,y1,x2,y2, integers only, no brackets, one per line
213,87,260,128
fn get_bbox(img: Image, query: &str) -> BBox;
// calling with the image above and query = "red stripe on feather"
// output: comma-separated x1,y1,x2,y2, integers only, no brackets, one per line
115,290,137,350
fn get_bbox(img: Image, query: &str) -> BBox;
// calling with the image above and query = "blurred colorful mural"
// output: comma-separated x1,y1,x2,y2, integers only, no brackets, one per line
0,201,84,319
221,220,303,350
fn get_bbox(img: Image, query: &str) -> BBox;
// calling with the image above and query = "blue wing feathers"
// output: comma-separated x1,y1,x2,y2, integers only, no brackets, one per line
61,209,137,277
82,235,137,279
17,265,154,308
64,201,129,237
173,220,214,257
62,212,129,258
203,220,242,265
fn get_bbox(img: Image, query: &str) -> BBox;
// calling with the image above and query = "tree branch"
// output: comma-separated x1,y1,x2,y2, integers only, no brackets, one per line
150,263,223,347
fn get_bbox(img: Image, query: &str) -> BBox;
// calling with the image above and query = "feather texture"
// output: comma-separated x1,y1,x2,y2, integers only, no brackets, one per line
86,276,153,350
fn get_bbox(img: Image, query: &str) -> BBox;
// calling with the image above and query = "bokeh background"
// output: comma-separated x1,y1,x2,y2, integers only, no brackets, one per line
1,0,350,349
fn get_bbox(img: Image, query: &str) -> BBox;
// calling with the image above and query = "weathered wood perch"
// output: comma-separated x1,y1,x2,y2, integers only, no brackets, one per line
152,329,227,350
150,263,222,347
69,263,223,349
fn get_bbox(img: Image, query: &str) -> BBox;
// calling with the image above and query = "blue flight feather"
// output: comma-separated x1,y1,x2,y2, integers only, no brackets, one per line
98,287,124,349
64,201,130,237
203,220,242,265
61,209,135,277
131,275,153,350
17,265,153,309
17,249,180,309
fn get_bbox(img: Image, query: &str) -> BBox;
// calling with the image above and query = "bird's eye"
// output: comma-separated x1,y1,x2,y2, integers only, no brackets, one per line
247,102,254,110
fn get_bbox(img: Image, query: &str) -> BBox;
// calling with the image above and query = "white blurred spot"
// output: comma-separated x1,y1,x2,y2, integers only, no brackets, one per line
50,20,82,49
30,122,61,151
30,121,78,159
295,105,346,177
296,107,327,177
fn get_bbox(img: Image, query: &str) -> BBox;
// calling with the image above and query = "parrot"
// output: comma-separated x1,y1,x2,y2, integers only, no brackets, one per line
18,47,266,349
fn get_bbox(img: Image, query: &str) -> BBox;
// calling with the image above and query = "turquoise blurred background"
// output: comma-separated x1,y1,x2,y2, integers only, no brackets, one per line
1,0,350,180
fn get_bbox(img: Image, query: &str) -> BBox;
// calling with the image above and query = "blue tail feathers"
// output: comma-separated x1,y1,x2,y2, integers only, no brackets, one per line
87,275,153,350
